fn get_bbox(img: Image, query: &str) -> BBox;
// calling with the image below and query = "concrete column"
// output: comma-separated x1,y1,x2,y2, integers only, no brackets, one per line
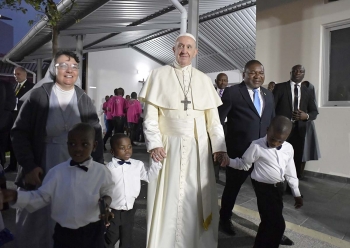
76,35,84,77
36,58,43,82
188,0,199,68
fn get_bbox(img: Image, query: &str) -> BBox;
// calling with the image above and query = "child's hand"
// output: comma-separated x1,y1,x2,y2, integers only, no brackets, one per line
294,196,303,209
99,196,113,226
99,209,114,227
0,189,17,210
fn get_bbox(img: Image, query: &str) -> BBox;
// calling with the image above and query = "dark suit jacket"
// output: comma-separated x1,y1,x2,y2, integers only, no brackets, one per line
15,80,34,111
218,82,275,158
273,81,318,137
0,81,16,132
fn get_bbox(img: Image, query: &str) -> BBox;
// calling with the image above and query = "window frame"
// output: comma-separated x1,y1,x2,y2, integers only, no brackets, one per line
322,20,350,106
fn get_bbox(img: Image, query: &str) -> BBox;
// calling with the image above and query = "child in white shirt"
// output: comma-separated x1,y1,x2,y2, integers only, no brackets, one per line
0,123,114,248
228,116,303,248
104,133,161,248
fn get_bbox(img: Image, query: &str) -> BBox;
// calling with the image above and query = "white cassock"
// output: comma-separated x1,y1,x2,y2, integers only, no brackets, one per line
139,61,227,248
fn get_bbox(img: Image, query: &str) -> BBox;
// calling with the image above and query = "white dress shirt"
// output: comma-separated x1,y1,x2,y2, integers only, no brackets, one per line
107,157,162,210
229,136,301,197
290,80,301,110
247,86,264,116
13,158,115,229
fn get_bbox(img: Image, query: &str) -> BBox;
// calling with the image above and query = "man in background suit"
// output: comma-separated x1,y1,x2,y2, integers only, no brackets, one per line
273,65,318,179
215,73,228,133
218,60,275,234
0,80,16,167
215,73,228,97
4,67,34,172
214,73,229,180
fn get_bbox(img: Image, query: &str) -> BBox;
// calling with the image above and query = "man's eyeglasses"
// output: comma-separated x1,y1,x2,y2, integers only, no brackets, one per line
55,63,79,71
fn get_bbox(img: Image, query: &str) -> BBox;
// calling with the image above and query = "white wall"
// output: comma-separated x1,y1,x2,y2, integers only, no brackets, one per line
87,48,161,117
206,70,242,86
256,0,350,178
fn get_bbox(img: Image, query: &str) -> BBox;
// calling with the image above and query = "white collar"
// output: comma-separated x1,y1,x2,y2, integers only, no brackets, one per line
54,83,75,93
246,85,260,91
173,60,192,72
290,80,301,87
18,79,27,86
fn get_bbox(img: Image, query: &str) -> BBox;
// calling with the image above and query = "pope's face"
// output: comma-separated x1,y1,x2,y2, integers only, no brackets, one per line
173,36,198,67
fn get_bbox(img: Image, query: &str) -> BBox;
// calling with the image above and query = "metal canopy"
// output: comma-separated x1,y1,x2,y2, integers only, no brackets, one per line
4,0,256,73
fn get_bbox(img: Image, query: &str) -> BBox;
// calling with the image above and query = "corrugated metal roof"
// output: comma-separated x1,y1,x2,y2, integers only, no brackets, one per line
0,61,49,75
4,0,256,74
134,4,256,73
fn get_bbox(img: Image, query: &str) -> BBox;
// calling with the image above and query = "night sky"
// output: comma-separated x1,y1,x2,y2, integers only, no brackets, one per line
0,2,50,48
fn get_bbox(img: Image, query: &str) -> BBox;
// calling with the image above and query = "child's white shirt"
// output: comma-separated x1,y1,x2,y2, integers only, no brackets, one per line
13,158,115,229
107,157,162,210
229,136,301,197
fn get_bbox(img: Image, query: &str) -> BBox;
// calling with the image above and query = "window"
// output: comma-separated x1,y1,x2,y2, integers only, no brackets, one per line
322,21,350,106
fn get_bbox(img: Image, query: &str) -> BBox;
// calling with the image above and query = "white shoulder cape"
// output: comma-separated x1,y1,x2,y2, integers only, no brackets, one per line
139,65,222,110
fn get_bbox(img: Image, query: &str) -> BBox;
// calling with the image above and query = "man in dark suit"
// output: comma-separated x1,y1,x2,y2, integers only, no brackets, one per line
214,73,229,180
273,65,318,179
215,73,229,133
218,60,275,234
0,80,16,167
4,67,34,172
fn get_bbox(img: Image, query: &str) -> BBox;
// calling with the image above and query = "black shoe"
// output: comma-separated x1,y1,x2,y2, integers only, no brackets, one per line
219,219,236,236
280,235,294,246
4,166,16,173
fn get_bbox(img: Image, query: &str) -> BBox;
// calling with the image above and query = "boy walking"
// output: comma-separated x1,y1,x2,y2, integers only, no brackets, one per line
104,133,161,248
1,123,114,248
228,116,303,248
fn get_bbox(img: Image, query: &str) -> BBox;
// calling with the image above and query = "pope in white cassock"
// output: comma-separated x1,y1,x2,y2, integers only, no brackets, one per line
139,33,229,248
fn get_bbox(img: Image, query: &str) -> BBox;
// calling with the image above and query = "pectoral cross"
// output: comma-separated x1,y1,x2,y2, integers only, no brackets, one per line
181,96,191,111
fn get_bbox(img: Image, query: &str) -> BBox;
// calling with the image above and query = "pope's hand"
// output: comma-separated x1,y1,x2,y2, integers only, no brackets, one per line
213,152,229,167
150,147,167,162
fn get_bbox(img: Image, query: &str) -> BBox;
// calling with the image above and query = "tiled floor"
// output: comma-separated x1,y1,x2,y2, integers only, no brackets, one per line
2,144,350,248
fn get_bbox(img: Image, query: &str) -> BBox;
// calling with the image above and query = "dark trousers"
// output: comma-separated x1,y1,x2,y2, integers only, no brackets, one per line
0,131,8,167
8,142,17,170
128,123,138,143
104,208,136,248
135,117,144,142
8,111,18,169
252,179,285,248
113,116,125,134
287,124,305,178
53,221,105,248
103,119,114,145
220,166,253,220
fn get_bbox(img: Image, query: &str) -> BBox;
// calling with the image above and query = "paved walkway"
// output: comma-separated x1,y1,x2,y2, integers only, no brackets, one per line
2,143,350,248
